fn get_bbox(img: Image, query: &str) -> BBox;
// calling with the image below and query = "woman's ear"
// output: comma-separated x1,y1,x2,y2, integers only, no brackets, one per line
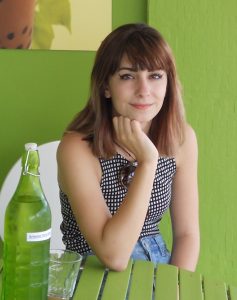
104,88,111,99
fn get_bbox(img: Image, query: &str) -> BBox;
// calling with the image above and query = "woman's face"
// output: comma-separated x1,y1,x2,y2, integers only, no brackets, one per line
105,55,168,132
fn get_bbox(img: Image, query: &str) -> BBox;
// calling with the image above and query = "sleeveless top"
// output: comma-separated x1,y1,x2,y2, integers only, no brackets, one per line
60,154,176,255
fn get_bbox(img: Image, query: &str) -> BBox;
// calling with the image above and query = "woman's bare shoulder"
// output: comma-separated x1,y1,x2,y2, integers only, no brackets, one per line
58,131,87,146
57,132,101,191
183,123,197,145
174,123,198,167
57,131,100,172
57,131,92,159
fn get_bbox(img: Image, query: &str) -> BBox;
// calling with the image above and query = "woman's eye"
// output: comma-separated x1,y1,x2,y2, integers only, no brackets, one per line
119,74,134,80
150,73,163,79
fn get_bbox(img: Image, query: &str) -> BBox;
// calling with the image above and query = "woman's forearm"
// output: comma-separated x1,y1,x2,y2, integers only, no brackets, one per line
97,161,157,270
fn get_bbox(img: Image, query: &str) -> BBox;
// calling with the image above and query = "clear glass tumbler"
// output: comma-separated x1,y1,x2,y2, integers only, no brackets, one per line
48,249,82,300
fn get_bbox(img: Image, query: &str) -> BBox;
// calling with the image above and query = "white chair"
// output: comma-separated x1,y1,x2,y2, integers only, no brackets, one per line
0,140,65,249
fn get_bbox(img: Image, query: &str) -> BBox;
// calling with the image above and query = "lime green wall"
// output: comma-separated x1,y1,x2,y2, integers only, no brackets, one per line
0,50,95,185
1,0,237,286
149,0,237,286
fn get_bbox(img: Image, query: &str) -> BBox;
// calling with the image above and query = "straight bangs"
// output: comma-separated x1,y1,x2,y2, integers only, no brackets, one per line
125,43,169,73
113,30,172,74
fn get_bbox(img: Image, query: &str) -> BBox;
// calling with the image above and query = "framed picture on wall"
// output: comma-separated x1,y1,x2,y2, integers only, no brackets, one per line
0,0,112,50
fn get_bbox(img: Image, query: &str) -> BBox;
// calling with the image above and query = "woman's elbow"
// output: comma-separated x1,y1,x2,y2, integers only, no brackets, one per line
100,254,130,272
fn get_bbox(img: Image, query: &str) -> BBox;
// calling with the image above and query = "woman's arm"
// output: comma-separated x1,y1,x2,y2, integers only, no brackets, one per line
57,118,158,271
169,124,200,272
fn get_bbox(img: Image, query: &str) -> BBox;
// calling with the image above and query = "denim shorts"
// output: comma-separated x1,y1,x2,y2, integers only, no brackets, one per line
130,234,171,264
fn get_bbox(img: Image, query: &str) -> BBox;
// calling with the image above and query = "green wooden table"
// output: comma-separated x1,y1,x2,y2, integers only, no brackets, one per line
72,255,237,300
0,248,237,300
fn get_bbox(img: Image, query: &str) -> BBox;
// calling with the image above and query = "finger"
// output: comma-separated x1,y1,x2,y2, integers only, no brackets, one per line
117,116,126,141
123,117,133,138
130,119,142,136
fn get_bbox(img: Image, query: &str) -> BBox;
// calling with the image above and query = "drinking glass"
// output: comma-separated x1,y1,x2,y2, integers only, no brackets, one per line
48,249,82,300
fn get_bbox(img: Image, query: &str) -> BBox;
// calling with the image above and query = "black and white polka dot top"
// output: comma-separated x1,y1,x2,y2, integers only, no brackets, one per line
60,154,176,255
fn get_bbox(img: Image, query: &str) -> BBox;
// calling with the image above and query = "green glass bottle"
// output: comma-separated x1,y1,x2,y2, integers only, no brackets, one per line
2,143,52,299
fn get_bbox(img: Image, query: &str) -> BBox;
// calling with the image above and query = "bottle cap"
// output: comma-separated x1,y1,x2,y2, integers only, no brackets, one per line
25,143,38,151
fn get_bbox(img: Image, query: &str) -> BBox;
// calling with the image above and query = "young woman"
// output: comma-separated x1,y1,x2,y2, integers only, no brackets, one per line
57,23,199,272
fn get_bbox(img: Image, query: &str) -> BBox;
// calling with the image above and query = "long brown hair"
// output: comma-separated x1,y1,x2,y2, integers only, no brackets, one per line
67,23,185,157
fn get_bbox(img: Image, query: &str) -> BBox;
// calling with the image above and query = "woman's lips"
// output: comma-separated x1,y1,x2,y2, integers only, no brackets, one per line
130,103,152,110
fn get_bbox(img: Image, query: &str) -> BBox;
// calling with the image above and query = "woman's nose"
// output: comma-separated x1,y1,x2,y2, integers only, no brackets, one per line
136,78,150,97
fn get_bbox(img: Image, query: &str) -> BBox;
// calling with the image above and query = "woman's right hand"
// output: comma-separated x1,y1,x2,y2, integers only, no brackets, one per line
113,116,159,164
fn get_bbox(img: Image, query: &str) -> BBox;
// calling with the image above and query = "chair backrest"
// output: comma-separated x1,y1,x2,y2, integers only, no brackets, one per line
0,140,64,249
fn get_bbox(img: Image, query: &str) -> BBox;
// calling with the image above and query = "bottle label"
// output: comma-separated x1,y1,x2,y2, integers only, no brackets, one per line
26,228,52,242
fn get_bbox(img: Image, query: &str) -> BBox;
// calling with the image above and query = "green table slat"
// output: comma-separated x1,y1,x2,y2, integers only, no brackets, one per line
203,277,228,300
154,263,178,300
73,256,105,300
179,269,203,300
229,286,237,300
128,260,155,300
101,260,133,300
